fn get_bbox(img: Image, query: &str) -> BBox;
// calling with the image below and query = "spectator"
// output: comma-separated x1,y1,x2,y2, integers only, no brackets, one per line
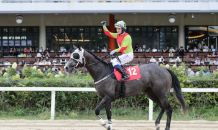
179,47,184,56
203,44,209,50
27,53,32,57
61,46,66,52
40,57,44,62
4,60,11,65
150,57,156,63
33,61,38,65
61,52,66,57
45,52,50,57
60,67,64,71
169,51,174,57
205,66,210,75
19,59,26,66
29,47,33,52
23,47,28,52
146,47,152,52
53,58,57,64
169,47,175,52
56,59,61,65
214,59,218,65
200,60,204,65
102,46,107,52
160,59,165,65
55,53,60,57
185,46,190,52
175,57,181,62
45,59,51,65
44,48,50,53
193,47,198,52
0,59,4,65
195,59,201,65
52,65,57,72
205,56,210,62
191,58,195,65
134,44,139,51
41,52,45,57
44,57,50,61
188,68,195,77
39,47,43,52
60,58,67,64
198,42,202,50
31,45,35,52
67,52,71,57
58,68,62,75
165,47,169,53
43,66,49,72
158,55,165,62
152,46,157,52
9,48,13,56
96,46,101,52
212,52,216,57
209,60,214,65
38,60,44,65
138,47,143,52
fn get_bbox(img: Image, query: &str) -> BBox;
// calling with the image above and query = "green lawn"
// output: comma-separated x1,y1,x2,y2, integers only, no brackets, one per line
0,107,217,121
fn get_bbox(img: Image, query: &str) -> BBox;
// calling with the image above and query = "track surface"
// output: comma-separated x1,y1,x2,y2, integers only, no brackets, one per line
0,120,217,130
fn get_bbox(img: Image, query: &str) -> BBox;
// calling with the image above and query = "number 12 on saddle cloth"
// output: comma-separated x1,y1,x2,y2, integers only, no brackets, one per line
114,66,141,81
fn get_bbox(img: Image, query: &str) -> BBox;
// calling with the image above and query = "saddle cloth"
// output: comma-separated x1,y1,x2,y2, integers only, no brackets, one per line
114,66,141,81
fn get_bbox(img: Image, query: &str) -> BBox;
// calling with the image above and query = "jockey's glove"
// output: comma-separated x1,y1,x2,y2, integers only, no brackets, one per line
101,21,106,27
110,50,116,55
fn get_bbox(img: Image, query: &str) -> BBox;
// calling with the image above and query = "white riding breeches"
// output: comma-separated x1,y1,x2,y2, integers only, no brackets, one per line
111,52,134,67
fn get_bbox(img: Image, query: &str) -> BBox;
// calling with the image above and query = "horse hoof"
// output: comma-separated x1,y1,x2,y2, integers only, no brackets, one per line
155,124,160,130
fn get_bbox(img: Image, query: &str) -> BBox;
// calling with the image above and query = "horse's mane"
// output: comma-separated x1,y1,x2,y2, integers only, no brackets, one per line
85,50,108,65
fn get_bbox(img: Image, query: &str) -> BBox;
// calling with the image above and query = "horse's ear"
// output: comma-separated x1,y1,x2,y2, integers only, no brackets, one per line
78,45,82,51
73,45,77,50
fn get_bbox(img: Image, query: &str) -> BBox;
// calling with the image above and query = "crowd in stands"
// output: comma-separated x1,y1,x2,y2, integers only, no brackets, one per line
1,43,218,77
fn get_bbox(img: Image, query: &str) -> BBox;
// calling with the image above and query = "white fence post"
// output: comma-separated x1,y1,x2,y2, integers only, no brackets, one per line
51,91,55,120
149,99,153,121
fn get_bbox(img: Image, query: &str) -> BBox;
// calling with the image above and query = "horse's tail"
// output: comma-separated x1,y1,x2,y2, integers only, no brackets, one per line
166,69,187,115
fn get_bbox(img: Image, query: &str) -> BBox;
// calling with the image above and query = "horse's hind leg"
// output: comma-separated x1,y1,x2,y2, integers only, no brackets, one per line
159,96,172,130
95,95,111,129
144,88,164,130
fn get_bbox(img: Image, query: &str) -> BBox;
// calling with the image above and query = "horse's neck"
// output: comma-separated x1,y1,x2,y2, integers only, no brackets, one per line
84,52,108,82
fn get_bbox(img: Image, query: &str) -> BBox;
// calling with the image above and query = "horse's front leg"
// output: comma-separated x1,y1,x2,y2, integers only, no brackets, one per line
105,102,112,130
95,95,111,129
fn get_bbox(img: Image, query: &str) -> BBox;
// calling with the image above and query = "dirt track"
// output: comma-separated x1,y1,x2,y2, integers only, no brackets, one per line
0,120,217,130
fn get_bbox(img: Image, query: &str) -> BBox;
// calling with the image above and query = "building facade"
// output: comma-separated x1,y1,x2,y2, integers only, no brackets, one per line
0,1,218,52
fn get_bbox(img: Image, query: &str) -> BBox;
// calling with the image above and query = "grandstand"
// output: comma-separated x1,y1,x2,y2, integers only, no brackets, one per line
0,0,218,74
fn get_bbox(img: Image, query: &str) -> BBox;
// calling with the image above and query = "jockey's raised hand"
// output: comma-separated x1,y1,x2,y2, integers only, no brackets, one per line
101,21,106,27
110,50,116,55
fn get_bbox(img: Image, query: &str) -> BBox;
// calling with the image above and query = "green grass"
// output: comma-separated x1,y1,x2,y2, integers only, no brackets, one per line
0,107,218,121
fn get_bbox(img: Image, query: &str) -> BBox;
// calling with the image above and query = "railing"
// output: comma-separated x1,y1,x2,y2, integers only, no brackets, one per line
0,0,218,3
0,87,218,120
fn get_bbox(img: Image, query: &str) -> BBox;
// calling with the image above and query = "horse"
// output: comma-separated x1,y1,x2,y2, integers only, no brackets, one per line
64,45,187,130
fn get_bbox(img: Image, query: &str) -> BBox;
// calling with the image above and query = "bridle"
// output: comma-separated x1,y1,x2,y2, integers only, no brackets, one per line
69,49,111,69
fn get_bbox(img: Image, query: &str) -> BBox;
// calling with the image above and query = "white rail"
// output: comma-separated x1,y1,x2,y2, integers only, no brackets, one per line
1,0,218,3
0,87,217,120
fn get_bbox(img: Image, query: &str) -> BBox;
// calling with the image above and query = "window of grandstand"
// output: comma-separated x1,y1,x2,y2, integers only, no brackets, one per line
46,26,178,52
185,26,213,51
0,27,39,52
46,26,109,52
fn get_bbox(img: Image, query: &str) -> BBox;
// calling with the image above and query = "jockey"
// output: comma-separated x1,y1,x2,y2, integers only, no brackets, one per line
101,20,134,81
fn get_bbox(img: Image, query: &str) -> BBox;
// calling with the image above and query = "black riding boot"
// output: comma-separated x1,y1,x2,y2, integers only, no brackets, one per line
117,66,130,81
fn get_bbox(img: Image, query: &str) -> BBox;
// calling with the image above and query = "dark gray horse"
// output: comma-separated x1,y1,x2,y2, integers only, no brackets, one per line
65,45,187,130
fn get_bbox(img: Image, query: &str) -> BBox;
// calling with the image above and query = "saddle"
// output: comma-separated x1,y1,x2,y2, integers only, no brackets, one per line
108,63,141,98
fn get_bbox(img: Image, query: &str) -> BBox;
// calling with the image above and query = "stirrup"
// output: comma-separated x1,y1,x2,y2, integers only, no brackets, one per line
121,75,130,81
